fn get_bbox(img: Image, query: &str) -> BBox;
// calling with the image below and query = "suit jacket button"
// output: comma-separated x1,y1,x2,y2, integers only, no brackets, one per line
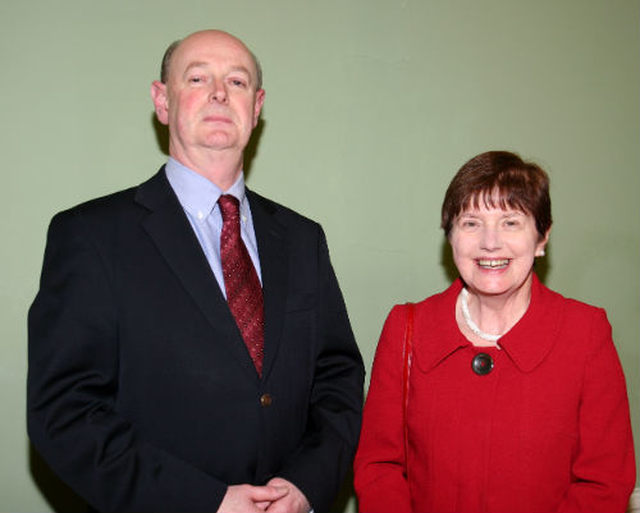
260,393,273,407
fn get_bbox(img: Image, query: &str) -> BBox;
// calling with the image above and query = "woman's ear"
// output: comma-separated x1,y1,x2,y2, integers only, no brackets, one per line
535,228,551,257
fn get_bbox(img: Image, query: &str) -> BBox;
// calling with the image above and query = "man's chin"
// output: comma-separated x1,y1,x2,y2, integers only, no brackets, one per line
202,133,238,151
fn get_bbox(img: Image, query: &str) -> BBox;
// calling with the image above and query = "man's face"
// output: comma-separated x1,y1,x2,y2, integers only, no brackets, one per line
152,31,265,161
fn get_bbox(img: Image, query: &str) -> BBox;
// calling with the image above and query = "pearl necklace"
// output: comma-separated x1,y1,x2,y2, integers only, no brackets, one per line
460,288,502,342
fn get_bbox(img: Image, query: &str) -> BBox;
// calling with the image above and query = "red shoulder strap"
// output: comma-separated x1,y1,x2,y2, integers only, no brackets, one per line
402,302,415,478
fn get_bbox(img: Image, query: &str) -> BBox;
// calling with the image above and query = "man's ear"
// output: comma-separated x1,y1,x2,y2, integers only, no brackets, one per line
252,88,265,128
151,81,169,125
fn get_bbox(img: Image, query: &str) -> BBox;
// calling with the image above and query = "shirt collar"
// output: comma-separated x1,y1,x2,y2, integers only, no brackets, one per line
165,157,248,221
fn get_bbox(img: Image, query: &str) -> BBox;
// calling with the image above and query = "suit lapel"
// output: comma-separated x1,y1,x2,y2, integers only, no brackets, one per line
135,169,261,383
247,189,289,381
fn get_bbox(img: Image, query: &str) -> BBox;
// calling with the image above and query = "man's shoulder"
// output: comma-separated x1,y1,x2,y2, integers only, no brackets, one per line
46,171,169,242
247,189,320,230
55,169,166,221
74,186,138,214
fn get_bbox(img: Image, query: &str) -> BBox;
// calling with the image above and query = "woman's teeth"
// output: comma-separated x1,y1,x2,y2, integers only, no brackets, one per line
478,259,509,269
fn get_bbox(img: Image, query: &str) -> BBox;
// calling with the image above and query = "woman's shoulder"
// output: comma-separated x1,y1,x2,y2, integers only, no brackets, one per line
380,281,462,354
535,278,608,324
413,279,462,311
533,278,612,355
383,280,460,328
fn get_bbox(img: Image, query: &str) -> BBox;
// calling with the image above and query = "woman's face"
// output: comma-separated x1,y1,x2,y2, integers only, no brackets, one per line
449,203,549,299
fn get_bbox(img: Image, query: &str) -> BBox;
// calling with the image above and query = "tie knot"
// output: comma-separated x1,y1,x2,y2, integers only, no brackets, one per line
218,194,240,222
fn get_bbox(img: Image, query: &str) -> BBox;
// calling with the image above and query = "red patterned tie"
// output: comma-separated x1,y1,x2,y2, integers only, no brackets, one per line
219,195,264,376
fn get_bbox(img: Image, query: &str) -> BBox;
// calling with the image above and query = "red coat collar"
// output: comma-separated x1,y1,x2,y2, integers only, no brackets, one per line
413,274,563,374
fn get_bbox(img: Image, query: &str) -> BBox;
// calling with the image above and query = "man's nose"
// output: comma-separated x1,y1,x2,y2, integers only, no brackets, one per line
209,81,228,103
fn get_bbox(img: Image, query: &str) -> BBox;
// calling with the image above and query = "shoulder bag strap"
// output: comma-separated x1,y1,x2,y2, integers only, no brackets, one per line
402,302,415,479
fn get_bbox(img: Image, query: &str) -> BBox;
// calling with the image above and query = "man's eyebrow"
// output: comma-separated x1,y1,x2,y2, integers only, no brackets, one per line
182,62,252,77
182,61,208,75
227,66,251,75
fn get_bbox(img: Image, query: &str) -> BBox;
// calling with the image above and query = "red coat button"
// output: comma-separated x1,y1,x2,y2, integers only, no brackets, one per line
472,353,494,376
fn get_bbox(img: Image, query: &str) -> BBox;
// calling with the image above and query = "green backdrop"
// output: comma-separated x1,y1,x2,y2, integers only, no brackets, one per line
1,1,637,511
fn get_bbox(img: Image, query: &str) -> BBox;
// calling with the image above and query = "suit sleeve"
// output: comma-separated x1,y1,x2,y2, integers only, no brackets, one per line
556,309,636,512
27,210,228,512
275,227,365,513
353,304,413,513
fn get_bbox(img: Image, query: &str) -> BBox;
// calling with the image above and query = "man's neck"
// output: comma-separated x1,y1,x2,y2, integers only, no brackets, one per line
170,148,244,191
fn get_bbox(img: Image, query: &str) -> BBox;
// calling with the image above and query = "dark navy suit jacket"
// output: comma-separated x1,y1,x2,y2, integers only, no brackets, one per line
28,168,364,512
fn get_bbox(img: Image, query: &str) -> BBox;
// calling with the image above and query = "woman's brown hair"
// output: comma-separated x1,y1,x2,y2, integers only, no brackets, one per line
441,151,552,239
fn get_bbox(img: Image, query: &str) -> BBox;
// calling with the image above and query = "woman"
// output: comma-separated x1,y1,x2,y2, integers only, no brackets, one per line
354,151,635,512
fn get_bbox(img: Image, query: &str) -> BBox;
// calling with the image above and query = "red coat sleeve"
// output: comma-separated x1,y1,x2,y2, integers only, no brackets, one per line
354,305,413,513
557,309,636,512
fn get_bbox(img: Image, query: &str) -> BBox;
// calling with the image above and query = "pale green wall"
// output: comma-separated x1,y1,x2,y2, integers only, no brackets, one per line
1,1,637,511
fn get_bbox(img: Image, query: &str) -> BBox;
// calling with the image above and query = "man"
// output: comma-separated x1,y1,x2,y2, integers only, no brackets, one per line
28,30,364,513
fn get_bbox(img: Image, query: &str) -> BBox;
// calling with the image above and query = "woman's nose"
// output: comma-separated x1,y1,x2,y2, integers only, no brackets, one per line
480,226,502,250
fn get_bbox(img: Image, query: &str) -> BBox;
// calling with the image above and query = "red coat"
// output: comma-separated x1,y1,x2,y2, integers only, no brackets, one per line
354,275,635,512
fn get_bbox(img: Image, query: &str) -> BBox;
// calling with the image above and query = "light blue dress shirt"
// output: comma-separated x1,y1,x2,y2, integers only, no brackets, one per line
164,158,262,298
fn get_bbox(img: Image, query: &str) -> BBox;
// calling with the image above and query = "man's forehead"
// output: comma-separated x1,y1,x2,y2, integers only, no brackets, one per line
178,33,250,58
174,39,255,71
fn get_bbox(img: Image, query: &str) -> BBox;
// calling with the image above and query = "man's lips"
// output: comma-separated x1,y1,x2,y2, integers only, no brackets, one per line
204,115,232,123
